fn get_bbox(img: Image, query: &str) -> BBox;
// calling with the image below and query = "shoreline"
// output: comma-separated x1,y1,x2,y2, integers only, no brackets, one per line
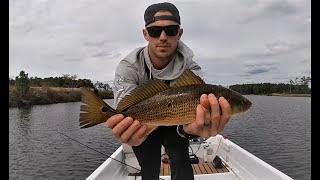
9,86,113,108
268,93,311,97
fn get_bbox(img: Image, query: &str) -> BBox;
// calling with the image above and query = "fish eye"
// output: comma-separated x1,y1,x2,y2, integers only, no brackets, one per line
101,107,108,112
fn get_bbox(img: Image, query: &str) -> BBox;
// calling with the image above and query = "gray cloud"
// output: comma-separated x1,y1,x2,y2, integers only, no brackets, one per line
246,68,270,75
243,61,276,76
239,0,305,24
91,51,121,59
263,0,300,15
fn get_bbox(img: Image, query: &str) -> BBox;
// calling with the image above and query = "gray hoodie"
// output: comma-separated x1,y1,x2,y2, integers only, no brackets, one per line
113,40,202,107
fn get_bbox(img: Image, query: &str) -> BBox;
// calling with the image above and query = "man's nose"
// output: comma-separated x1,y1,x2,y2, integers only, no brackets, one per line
159,30,168,40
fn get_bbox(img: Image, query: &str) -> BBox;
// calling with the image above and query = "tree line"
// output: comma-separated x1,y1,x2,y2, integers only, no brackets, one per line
230,76,311,95
10,71,112,98
10,70,311,98
10,72,94,88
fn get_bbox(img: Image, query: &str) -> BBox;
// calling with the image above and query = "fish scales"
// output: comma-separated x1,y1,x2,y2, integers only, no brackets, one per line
123,92,199,126
120,84,240,126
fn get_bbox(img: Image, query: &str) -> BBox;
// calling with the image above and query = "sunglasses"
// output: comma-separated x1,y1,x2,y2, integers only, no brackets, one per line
146,25,180,37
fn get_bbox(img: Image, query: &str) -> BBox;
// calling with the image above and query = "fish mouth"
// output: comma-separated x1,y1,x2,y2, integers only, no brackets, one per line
243,101,252,112
245,100,252,108
233,105,251,114
233,99,252,114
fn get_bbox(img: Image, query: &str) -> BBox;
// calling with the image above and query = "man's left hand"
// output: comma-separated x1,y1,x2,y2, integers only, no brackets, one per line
183,93,231,137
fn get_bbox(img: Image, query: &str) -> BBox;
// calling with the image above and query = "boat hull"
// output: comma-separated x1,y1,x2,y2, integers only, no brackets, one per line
86,135,293,180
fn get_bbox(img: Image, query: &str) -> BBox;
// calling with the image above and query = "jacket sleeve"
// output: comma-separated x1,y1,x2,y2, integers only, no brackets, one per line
113,60,139,108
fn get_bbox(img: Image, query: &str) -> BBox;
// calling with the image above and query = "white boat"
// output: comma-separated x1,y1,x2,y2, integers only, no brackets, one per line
86,135,293,180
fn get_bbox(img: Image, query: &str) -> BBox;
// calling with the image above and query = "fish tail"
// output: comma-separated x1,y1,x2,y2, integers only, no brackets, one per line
79,87,117,128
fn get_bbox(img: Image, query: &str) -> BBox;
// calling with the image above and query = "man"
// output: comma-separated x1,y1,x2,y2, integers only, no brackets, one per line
105,2,231,180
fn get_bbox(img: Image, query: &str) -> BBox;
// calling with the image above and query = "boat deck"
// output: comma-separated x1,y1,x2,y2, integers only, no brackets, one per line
160,162,229,176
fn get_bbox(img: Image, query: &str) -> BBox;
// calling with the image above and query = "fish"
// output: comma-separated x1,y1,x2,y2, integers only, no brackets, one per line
79,70,252,137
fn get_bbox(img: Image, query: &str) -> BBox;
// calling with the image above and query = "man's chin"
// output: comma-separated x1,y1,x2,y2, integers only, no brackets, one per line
155,51,173,58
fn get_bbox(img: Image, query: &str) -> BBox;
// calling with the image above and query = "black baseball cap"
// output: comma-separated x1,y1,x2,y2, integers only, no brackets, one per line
144,2,180,26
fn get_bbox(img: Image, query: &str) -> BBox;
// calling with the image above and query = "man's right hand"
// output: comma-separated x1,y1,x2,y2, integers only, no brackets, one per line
105,114,147,146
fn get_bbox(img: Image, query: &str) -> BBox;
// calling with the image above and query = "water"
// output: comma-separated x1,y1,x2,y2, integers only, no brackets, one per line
9,96,311,180
9,100,120,180
223,95,311,180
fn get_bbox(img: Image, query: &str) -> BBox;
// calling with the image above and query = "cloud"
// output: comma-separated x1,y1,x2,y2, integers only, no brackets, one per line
91,51,121,59
238,0,305,24
265,41,293,54
83,40,108,47
91,51,113,58
264,40,309,55
264,0,299,14
246,68,270,75
243,61,276,76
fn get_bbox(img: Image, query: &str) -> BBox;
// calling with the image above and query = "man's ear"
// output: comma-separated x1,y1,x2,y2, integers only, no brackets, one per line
178,28,183,40
143,29,149,41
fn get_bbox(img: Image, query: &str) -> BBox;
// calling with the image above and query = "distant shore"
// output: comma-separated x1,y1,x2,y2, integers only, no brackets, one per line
268,93,311,97
9,86,113,107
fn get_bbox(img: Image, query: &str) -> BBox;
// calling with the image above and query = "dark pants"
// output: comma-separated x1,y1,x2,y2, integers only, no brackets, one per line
132,126,194,180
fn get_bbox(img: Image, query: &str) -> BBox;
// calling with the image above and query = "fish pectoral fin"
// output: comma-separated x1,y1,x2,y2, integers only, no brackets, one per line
140,125,158,142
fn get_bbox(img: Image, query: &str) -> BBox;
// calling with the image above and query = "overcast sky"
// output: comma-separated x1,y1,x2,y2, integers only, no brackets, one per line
9,0,311,86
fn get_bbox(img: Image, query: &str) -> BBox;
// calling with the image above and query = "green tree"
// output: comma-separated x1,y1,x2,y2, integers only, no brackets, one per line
15,71,30,98
77,79,93,88
62,74,78,87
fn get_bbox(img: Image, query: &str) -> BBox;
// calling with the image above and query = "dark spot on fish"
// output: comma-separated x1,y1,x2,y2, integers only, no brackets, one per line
168,103,172,107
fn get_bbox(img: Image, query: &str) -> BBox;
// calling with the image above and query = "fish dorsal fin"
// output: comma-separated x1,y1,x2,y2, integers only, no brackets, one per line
172,70,205,88
116,79,169,112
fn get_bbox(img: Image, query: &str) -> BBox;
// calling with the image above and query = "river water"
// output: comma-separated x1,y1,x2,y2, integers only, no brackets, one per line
9,95,311,180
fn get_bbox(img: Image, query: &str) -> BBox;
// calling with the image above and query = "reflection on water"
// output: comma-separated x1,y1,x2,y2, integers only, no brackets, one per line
16,107,32,139
9,97,310,180
17,107,32,120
